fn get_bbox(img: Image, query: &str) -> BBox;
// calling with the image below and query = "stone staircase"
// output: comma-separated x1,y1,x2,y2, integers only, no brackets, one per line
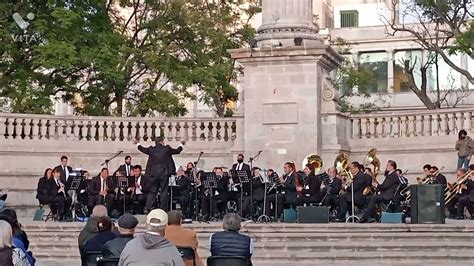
20,220,474,266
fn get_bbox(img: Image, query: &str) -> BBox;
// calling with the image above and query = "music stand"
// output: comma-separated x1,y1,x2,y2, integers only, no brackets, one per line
69,172,83,222
257,171,271,223
120,176,134,214
233,170,251,217
169,175,178,211
203,172,217,220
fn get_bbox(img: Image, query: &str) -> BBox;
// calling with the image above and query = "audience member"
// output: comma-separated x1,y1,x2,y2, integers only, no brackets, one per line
119,209,184,266
102,214,138,259
84,217,117,252
0,212,35,265
78,205,108,266
165,210,203,266
0,209,29,249
0,220,29,266
210,213,253,266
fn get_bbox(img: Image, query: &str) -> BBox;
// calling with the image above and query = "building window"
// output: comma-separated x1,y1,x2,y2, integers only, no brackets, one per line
468,56,474,90
340,10,358,28
393,50,424,93
359,52,388,93
429,52,462,91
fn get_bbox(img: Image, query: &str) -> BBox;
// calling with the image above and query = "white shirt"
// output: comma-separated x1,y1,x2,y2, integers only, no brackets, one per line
125,164,131,176
100,177,106,191
63,165,70,181
135,175,143,195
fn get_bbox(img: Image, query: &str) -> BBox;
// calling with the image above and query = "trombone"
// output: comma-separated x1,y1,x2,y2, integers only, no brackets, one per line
445,170,474,205
404,167,445,202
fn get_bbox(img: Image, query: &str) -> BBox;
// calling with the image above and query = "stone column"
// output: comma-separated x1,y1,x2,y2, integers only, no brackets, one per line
387,49,394,93
256,0,321,47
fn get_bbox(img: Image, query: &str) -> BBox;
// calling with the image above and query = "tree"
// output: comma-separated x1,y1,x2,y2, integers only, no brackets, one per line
0,0,259,117
382,0,474,109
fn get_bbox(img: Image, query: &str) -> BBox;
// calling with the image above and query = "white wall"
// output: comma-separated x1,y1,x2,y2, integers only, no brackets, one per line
333,3,391,28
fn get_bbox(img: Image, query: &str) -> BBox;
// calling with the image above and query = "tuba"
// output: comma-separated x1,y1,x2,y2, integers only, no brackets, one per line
302,154,323,174
362,148,380,195
334,152,352,185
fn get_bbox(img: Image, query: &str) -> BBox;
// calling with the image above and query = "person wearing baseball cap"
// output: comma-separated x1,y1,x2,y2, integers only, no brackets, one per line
102,214,138,259
119,209,184,266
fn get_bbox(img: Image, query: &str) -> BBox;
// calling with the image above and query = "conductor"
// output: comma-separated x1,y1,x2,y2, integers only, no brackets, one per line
133,136,185,212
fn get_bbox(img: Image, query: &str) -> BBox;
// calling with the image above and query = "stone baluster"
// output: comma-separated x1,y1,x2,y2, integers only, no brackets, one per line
150,122,157,141
0,117,6,140
368,117,375,138
215,122,222,140
71,120,79,141
78,120,85,141
207,122,214,141
231,121,237,140
199,122,206,140
85,121,92,141
142,122,149,141
127,121,134,141
159,122,165,139
414,115,422,137
103,121,111,141
175,122,182,141
52,120,59,140
39,120,46,140
59,120,67,140
408,116,415,137
167,122,173,141
191,122,197,141
439,113,447,136
110,122,117,141
447,113,455,135
23,119,31,139
135,121,142,141
433,114,441,135
223,122,229,141
183,122,190,141
360,119,368,139
422,115,431,136
31,118,39,140
466,112,473,133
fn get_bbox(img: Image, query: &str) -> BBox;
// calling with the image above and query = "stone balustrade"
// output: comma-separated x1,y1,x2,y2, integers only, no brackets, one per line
0,113,238,143
350,108,474,139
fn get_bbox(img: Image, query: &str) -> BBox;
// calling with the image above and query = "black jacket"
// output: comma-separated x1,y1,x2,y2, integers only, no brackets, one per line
36,177,52,204
47,178,67,199
378,171,401,201
301,173,322,201
252,176,265,201
53,165,74,190
327,177,342,195
466,180,474,202
138,143,182,177
87,176,116,196
115,164,134,177
232,163,251,172
346,171,367,205
102,234,134,259
283,172,297,204
435,174,447,186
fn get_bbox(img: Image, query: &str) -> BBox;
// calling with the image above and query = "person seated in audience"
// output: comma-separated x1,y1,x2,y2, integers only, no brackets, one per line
0,209,29,250
0,215,35,265
164,210,204,266
0,220,29,266
84,217,117,253
119,209,184,266
102,214,138,259
36,168,53,205
78,205,108,266
209,213,253,266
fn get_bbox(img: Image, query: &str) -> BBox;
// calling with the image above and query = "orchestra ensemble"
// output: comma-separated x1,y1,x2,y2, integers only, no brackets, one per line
34,146,474,223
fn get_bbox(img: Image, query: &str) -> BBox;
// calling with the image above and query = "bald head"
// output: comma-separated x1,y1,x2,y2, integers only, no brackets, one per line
92,205,107,217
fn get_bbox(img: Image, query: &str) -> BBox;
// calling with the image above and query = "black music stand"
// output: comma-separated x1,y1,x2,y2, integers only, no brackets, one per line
203,172,218,221
169,175,179,211
69,173,83,222
234,170,251,218
119,176,134,214
257,171,271,223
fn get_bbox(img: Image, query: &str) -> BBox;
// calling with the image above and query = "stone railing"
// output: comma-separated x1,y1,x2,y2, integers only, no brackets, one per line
0,113,238,143
350,108,474,139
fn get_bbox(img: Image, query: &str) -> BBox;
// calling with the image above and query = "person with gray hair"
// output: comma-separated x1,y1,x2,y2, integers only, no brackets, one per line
119,209,184,266
0,220,29,266
209,213,253,265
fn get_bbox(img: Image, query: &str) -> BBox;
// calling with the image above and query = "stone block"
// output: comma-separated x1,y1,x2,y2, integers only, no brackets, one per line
262,102,298,125
270,127,295,143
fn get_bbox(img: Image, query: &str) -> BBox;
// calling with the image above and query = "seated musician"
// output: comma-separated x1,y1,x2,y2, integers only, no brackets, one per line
456,170,474,219
130,165,147,215
174,166,191,219
47,168,72,220
202,167,228,219
265,162,297,219
360,160,401,222
423,164,432,176
447,168,467,218
296,164,322,206
430,166,447,185
36,168,53,205
240,167,264,218
395,169,408,185
337,162,368,222
87,168,116,214
191,170,205,219
77,171,92,206
321,167,342,211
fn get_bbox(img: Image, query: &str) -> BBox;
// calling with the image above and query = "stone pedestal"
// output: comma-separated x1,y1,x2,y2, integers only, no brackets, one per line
230,45,342,169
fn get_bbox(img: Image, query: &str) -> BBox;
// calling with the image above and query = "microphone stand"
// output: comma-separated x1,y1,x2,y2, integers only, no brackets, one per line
101,151,123,169
192,152,205,222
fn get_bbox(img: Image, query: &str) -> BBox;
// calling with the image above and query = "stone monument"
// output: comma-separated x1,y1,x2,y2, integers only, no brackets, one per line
229,0,343,170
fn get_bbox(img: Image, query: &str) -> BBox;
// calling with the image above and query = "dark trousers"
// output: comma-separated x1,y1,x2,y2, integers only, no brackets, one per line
265,194,284,218
202,194,225,217
338,194,365,220
296,195,322,206
159,176,170,211
446,194,461,217
133,193,147,214
240,195,252,217
362,194,389,220
458,196,474,217
51,195,71,216
89,194,115,213
145,175,170,212
174,194,190,217
323,194,339,211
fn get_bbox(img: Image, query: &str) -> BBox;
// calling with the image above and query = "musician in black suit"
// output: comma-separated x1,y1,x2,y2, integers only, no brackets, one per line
360,160,401,222
265,162,297,219
53,155,74,191
239,167,265,218
457,173,474,219
115,155,134,177
47,168,72,220
232,154,251,172
201,167,228,219
296,164,322,206
321,167,342,211
338,162,368,222
36,168,53,205
87,168,116,213
134,137,185,212
128,165,148,215
173,166,192,218
430,166,447,185
447,168,467,218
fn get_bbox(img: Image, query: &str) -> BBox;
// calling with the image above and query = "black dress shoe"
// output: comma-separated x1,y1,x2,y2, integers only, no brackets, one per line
456,216,465,220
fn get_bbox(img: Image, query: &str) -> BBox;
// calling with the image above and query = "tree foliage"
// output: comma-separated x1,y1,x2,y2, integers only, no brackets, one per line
0,0,259,116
